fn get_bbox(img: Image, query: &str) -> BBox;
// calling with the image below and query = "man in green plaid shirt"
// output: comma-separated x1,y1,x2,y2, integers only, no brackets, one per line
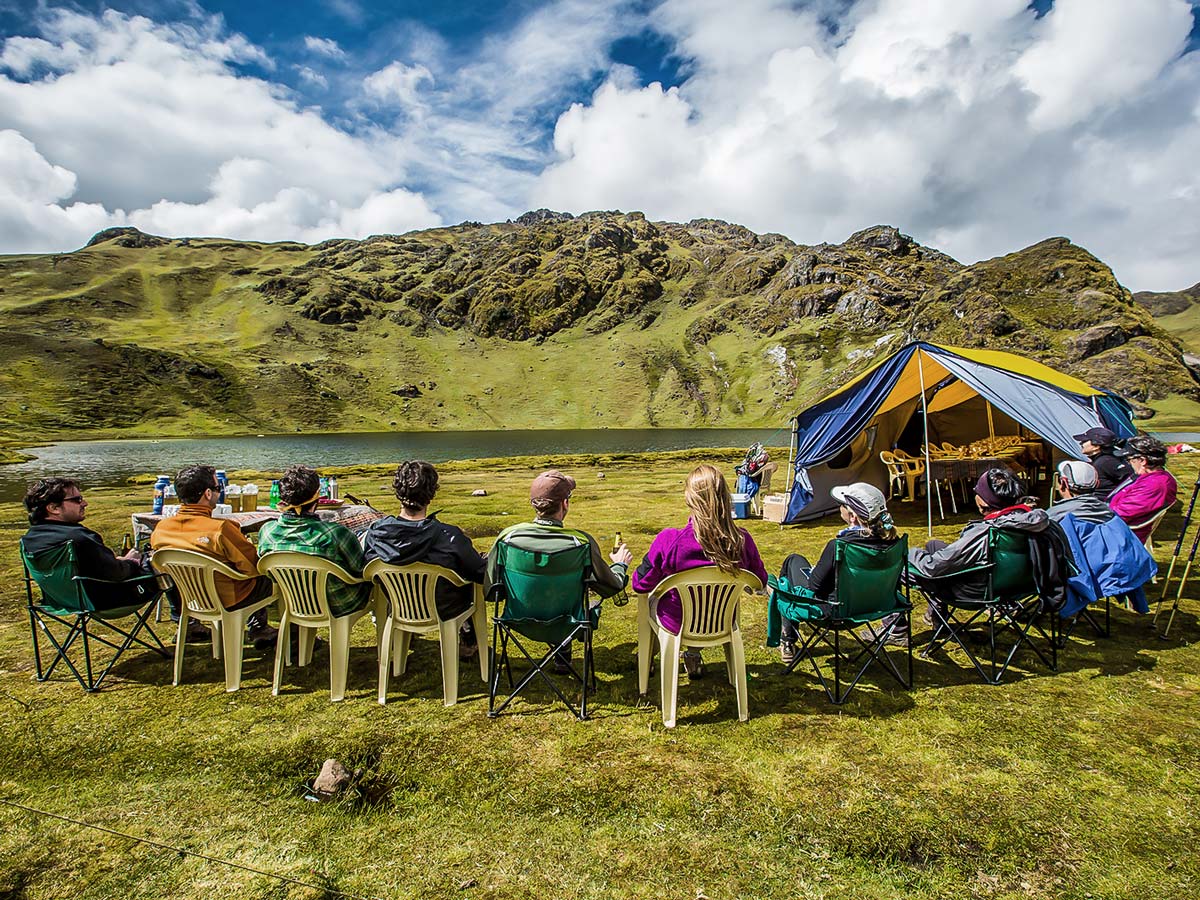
257,466,372,617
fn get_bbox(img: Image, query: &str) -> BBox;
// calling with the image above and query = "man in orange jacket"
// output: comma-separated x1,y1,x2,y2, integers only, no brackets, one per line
150,464,277,648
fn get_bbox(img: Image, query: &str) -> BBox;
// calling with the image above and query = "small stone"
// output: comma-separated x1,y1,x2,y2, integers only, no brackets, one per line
471,489,487,496
313,758,352,795
596,472,606,479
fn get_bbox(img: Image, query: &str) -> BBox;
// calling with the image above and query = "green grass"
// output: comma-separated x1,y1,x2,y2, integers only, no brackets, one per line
2,450,1199,899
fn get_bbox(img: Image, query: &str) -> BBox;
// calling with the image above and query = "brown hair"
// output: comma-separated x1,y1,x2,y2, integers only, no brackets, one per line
393,460,439,512
684,464,744,574
278,465,321,510
24,477,79,525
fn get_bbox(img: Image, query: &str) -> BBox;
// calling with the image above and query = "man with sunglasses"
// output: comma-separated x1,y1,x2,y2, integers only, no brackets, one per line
149,464,277,648
21,477,166,610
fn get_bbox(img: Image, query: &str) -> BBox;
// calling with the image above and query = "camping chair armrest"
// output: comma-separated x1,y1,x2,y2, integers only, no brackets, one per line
486,583,506,609
904,560,993,582
74,571,165,589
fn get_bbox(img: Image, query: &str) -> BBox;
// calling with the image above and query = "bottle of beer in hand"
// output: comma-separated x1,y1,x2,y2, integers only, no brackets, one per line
613,531,623,554
120,533,133,553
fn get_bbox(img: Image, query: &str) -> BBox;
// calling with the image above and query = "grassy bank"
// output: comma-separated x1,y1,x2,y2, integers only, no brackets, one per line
2,451,1199,899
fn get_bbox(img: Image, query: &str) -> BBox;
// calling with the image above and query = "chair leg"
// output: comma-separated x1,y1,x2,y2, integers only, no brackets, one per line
439,619,461,707
730,630,749,722
223,611,247,693
472,600,489,683
723,642,735,685
81,619,96,692
637,598,652,696
298,626,316,667
377,617,393,705
660,632,681,728
211,619,222,660
272,610,290,696
173,614,188,686
329,616,352,702
394,630,412,676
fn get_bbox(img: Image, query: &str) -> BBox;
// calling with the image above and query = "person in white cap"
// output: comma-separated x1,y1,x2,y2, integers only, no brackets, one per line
1047,460,1115,524
775,482,903,661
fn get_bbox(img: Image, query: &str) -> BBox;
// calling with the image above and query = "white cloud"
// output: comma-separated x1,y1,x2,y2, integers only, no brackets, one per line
304,35,345,60
0,9,442,250
296,65,328,88
363,61,433,108
531,0,1200,290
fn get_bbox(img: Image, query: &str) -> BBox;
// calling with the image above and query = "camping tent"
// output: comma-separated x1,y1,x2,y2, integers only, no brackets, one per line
783,342,1136,523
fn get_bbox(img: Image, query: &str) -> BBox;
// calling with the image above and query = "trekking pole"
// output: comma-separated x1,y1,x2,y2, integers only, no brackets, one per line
1160,507,1200,639
1157,475,1200,609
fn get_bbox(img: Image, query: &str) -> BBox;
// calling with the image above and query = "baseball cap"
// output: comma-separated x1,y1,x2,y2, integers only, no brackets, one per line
830,482,888,521
1056,460,1099,490
1072,426,1117,446
530,470,576,504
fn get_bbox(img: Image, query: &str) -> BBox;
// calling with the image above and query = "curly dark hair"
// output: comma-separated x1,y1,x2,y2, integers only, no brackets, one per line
24,477,79,524
392,460,438,512
278,465,321,509
174,465,218,504
1122,435,1168,469
979,467,1025,509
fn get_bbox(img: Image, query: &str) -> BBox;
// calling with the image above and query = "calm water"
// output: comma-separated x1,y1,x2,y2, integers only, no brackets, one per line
1,428,790,502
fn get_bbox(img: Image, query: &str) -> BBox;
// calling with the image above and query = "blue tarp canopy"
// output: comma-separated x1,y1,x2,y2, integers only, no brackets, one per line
784,342,1136,523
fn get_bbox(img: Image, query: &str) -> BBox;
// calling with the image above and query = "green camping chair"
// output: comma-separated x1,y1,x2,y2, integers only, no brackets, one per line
20,540,170,692
772,536,912,704
916,528,1057,684
487,540,597,720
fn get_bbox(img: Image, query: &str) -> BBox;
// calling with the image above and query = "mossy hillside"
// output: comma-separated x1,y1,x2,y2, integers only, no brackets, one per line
1,452,1199,899
1,216,1196,441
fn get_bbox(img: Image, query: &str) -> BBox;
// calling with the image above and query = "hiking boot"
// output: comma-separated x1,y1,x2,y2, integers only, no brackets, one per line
682,651,705,679
922,607,936,628
552,656,573,675
183,622,210,644
881,632,910,648
780,641,797,666
459,641,479,662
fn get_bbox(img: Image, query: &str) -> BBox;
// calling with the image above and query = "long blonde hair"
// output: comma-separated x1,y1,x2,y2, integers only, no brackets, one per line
685,464,744,574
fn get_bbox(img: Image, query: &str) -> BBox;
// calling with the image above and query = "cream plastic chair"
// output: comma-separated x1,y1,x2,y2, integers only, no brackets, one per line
258,551,370,702
636,566,763,728
880,451,924,501
151,548,276,693
364,560,488,707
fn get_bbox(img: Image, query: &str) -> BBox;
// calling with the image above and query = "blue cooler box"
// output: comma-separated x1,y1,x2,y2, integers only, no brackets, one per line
731,492,751,519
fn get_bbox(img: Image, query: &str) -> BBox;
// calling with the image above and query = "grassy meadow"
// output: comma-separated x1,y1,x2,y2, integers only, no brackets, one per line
1,449,1199,900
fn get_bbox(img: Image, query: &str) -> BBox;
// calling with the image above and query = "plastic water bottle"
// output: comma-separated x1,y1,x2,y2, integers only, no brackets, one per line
152,476,169,514
319,476,330,500
215,470,228,503
329,476,338,500
269,480,280,509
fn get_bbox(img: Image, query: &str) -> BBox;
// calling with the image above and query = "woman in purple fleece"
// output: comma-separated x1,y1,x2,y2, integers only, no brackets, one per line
632,464,769,679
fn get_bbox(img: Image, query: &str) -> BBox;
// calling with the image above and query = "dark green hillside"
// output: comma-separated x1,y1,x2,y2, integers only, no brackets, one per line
1,215,1197,440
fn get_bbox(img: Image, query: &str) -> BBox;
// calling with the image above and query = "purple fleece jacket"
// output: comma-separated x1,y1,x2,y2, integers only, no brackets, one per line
632,518,769,634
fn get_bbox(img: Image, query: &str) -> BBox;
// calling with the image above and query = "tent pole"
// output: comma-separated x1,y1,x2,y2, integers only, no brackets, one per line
917,347,933,537
786,417,797,496
986,400,995,440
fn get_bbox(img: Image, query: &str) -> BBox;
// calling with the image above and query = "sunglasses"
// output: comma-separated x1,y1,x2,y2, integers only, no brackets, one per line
61,496,85,504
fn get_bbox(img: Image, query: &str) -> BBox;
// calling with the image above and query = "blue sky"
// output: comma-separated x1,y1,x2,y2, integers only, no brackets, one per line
1,1,1199,289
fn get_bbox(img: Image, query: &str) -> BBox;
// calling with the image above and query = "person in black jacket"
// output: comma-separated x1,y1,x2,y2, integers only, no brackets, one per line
362,461,485,657
1073,427,1131,499
21,477,164,610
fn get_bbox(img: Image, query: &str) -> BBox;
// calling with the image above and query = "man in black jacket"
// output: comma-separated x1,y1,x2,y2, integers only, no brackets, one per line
362,461,485,657
21,477,163,610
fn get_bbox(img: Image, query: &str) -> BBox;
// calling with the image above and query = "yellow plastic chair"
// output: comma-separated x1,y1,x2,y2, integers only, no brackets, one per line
364,560,488,707
151,548,276,693
258,551,371,702
636,566,763,728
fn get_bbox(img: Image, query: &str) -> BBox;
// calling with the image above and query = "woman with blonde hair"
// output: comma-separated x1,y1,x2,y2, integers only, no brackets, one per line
632,463,769,678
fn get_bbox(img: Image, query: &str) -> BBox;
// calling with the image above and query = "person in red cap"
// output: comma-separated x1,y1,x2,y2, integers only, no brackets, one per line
486,470,632,673
1073,427,1131,499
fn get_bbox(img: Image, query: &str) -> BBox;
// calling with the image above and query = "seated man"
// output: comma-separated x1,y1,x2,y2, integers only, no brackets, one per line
150,464,276,648
908,467,1053,617
258,465,372,618
21,477,165,610
1072,427,1131,500
486,470,632,672
363,460,486,658
1048,460,1115,524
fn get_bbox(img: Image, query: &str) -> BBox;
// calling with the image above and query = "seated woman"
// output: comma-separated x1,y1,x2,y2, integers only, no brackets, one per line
775,483,902,661
257,465,373,618
632,463,768,679
1108,435,1179,543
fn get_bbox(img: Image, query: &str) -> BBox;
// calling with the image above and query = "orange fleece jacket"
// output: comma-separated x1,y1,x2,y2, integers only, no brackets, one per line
150,503,260,608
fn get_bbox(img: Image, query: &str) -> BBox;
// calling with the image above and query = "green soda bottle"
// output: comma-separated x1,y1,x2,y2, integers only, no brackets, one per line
269,480,280,509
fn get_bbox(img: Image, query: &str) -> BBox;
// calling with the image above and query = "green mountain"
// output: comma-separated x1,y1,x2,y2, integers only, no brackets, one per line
2,212,1197,440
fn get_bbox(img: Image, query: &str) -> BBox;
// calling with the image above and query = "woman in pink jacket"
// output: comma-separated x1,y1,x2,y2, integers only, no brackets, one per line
632,464,769,679
1109,435,1178,543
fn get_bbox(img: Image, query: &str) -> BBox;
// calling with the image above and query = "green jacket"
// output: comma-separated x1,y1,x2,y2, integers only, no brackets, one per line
486,519,628,599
